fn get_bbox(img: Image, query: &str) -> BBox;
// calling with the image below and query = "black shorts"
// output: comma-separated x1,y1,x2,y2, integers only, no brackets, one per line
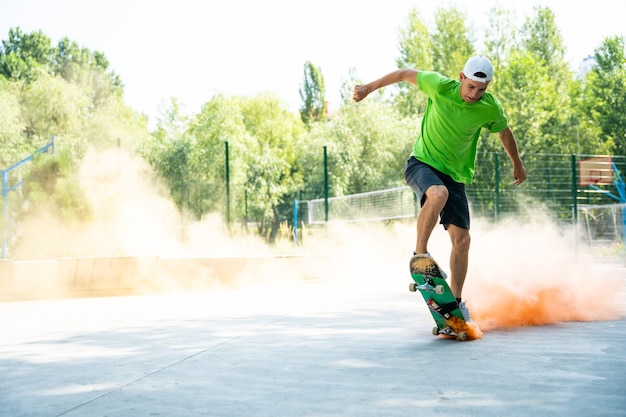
404,156,470,229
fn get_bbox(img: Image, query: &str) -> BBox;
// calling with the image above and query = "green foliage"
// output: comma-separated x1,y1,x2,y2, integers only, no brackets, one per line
85,93,150,151
339,68,360,106
478,6,612,157
0,27,148,257
0,78,27,166
139,98,200,216
142,94,306,243
495,51,558,153
0,27,52,82
394,6,474,116
430,6,474,78
482,7,518,67
395,9,432,116
22,145,90,222
0,26,121,92
187,94,249,217
301,98,418,199
0,26,139,153
583,36,626,155
520,7,566,70
224,94,306,242
20,72,89,139
2,6,626,251
299,61,327,125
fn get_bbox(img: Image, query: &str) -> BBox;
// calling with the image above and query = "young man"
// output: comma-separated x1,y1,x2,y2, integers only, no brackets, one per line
353,56,527,321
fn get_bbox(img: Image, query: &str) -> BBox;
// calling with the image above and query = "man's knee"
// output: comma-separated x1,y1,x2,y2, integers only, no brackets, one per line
424,185,448,207
450,228,471,252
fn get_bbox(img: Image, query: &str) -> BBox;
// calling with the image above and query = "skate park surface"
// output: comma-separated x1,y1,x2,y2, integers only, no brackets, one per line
1,253,625,417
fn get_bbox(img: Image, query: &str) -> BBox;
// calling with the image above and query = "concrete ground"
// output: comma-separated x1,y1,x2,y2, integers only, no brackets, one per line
1,271,625,417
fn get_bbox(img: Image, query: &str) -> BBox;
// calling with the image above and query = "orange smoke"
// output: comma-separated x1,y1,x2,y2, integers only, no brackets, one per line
448,315,484,340
462,218,624,332
469,276,623,332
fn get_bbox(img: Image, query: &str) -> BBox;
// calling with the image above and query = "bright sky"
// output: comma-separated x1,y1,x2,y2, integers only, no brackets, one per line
1,0,625,126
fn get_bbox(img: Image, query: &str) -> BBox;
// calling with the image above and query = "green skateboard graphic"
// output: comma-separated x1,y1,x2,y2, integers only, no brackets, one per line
408,254,481,341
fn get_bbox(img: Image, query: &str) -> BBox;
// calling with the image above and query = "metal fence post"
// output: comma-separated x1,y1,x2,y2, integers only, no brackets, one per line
571,154,578,225
244,189,248,228
494,152,500,222
323,146,329,222
571,154,579,249
225,141,231,229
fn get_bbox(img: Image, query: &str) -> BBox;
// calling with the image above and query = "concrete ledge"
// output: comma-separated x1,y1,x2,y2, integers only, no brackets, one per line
0,256,322,302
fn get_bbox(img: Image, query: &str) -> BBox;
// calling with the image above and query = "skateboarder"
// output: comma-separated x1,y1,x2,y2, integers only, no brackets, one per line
353,56,527,321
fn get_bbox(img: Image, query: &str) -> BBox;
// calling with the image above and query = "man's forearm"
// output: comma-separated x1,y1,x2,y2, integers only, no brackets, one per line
354,69,417,102
499,127,527,185
367,69,417,92
499,128,522,165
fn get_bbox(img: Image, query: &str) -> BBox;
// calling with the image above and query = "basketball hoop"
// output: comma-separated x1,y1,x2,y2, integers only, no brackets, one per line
579,156,613,186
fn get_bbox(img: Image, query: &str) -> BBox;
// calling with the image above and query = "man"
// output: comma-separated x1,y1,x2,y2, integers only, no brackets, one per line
353,56,527,321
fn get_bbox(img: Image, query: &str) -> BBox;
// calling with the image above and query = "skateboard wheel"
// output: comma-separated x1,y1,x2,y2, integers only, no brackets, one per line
456,331,467,341
434,285,445,295
409,283,418,292
432,327,440,336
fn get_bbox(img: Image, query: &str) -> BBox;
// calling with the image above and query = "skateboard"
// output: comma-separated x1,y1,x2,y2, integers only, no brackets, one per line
408,254,471,341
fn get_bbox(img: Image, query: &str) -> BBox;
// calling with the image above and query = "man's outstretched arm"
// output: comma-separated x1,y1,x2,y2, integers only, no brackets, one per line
353,69,418,102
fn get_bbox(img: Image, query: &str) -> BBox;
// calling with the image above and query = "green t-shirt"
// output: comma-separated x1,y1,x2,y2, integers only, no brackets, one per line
412,71,508,184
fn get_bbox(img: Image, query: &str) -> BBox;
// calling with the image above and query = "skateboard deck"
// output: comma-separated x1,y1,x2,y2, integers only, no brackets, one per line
409,255,481,341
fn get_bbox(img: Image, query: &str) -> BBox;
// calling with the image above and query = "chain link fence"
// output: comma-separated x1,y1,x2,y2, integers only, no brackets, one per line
298,153,626,246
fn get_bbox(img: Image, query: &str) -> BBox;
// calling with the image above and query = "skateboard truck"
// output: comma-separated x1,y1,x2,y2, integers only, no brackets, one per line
433,326,467,341
408,278,445,295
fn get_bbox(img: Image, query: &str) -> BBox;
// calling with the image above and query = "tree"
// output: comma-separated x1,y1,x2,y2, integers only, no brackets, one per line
482,6,518,81
237,94,306,242
339,67,359,106
299,61,327,125
520,6,566,72
180,95,248,219
53,37,123,108
494,50,555,153
582,36,626,155
476,6,519,153
0,27,122,108
20,72,89,141
502,6,583,155
395,8,432,116
301,97,418,200
0,27,52,82
430,6,474,78
0,78,26,166
174,93,306,242
140,128,194,216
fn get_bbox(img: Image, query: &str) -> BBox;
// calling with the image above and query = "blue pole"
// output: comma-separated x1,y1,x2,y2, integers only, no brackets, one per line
2,169,7,259
293,199,298,246
614,162,626,242
622,205,626,243
606,162,626,242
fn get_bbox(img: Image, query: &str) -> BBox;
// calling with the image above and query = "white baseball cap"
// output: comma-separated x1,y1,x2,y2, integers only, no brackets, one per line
463,56,493,82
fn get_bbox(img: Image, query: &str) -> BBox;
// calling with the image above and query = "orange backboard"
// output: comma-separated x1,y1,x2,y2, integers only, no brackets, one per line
578,156,613,186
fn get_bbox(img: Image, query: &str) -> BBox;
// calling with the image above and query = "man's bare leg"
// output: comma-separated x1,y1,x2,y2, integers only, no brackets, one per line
446,224,471,299
414,185,448,254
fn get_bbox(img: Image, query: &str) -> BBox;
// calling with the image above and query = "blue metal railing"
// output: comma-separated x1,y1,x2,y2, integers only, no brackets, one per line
1,137,55,259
